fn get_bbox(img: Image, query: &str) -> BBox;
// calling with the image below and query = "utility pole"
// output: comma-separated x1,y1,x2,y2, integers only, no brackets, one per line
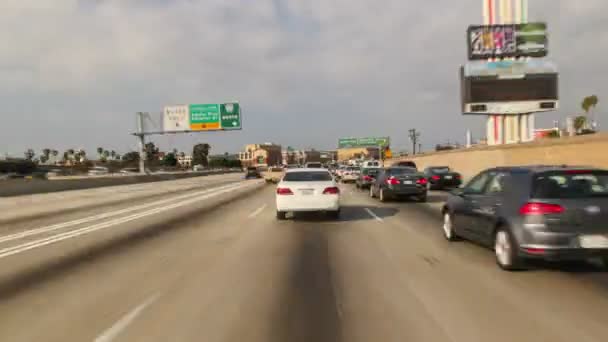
408,129,420,155
136,112,146,174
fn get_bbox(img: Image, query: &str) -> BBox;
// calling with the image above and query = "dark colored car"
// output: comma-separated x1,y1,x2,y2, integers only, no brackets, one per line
442,166,608,271
356,168,380,189
394,161,417,170
424,166,462,190
369,167,428,202
244,167,262,179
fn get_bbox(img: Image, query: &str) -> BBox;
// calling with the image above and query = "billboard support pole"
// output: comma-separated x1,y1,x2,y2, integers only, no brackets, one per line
136,112,146,174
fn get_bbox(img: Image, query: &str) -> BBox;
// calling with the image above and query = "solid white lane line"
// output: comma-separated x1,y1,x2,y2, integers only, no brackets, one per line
0,182,260,259
94,292,161,342
0,182,244,244
248,204,267,218
364,208,383,222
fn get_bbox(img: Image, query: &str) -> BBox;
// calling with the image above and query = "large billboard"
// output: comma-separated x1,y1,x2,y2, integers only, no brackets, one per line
338,137,390,148
460,59,559,115
467,22,548,60
162,102,242,132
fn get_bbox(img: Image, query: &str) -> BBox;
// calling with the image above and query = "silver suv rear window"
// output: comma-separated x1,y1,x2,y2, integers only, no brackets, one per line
532,171,608,198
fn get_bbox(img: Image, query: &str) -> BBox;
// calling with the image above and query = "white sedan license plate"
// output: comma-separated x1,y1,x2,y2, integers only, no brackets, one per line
579,235,608,249
300,189,314,195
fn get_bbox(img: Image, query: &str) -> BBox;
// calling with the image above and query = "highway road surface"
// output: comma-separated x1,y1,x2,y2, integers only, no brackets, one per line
1,179,608,341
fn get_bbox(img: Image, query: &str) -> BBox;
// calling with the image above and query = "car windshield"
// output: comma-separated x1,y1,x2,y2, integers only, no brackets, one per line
388,168,416,176
283,171,332,182
430,167,450,174
532,171,608,198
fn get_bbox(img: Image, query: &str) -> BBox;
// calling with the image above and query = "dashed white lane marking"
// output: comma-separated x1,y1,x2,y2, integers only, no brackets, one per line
364,208,384,222
0,182,243,244
94,292,161,342
248,204,267,218
0,182,259,259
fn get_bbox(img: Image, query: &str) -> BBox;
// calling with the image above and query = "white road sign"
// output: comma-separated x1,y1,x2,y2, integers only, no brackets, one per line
163,105,189,132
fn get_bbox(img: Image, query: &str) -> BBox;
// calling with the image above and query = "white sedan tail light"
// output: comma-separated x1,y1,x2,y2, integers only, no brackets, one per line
322,187,340,195
276,187,293,195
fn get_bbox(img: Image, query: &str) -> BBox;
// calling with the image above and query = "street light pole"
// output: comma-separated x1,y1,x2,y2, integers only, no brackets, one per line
408,129,420,155
136,112,146,174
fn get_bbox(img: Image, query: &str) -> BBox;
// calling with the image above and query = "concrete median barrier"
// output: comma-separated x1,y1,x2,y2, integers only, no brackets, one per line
0,170,239,197
388,133,608,180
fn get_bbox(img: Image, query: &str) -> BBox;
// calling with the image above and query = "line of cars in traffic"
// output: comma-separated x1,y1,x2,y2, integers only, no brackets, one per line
272,161,461,222
268,160,608,271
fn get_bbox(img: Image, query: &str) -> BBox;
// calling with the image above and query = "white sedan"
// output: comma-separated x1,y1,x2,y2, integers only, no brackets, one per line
340,167,360,183
276,168,341,220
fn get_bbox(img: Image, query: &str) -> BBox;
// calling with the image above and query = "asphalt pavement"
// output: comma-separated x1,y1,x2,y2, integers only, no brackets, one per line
1,181,608,341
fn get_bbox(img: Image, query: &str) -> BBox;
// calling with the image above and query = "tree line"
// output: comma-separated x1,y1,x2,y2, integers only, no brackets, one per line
19,142,225,170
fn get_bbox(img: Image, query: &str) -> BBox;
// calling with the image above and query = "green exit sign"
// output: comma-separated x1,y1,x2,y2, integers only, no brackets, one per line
220,103,241,130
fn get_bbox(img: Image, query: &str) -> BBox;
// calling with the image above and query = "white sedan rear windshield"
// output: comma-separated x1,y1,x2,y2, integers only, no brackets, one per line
284,171,332,182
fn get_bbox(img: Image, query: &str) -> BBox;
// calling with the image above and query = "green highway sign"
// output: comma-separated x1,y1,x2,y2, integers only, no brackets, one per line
338,137,390,148
165,102,241,132
220,102,242,130
189,104,221,131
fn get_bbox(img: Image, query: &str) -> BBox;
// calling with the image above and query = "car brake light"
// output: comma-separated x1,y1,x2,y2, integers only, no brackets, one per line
323,187,340,195
386,176,400,185
566,170,593,174
523,247,546,255
276,187,293,195
431,175,440,180
455,174,461,179
417,178,428,185
363,175,373,181
519,202,564,215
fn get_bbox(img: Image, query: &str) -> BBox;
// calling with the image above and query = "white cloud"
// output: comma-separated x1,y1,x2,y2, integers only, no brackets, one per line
0,0,607,155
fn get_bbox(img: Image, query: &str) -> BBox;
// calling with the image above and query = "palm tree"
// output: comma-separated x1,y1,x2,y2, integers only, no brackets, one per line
110,150,116,160
172,148,178,155
40,149,51,164
24,149,35,161
582,95,599,130
103,150,110,160
97,147,104,158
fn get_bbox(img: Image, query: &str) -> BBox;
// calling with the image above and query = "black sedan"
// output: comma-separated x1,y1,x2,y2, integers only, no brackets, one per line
369,167,427,202
355,167,380,189
244,167,262,179
424,166,462,190
442,166,608,271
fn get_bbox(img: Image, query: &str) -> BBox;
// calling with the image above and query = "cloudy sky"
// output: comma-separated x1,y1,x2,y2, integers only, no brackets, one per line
0,0,606,157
